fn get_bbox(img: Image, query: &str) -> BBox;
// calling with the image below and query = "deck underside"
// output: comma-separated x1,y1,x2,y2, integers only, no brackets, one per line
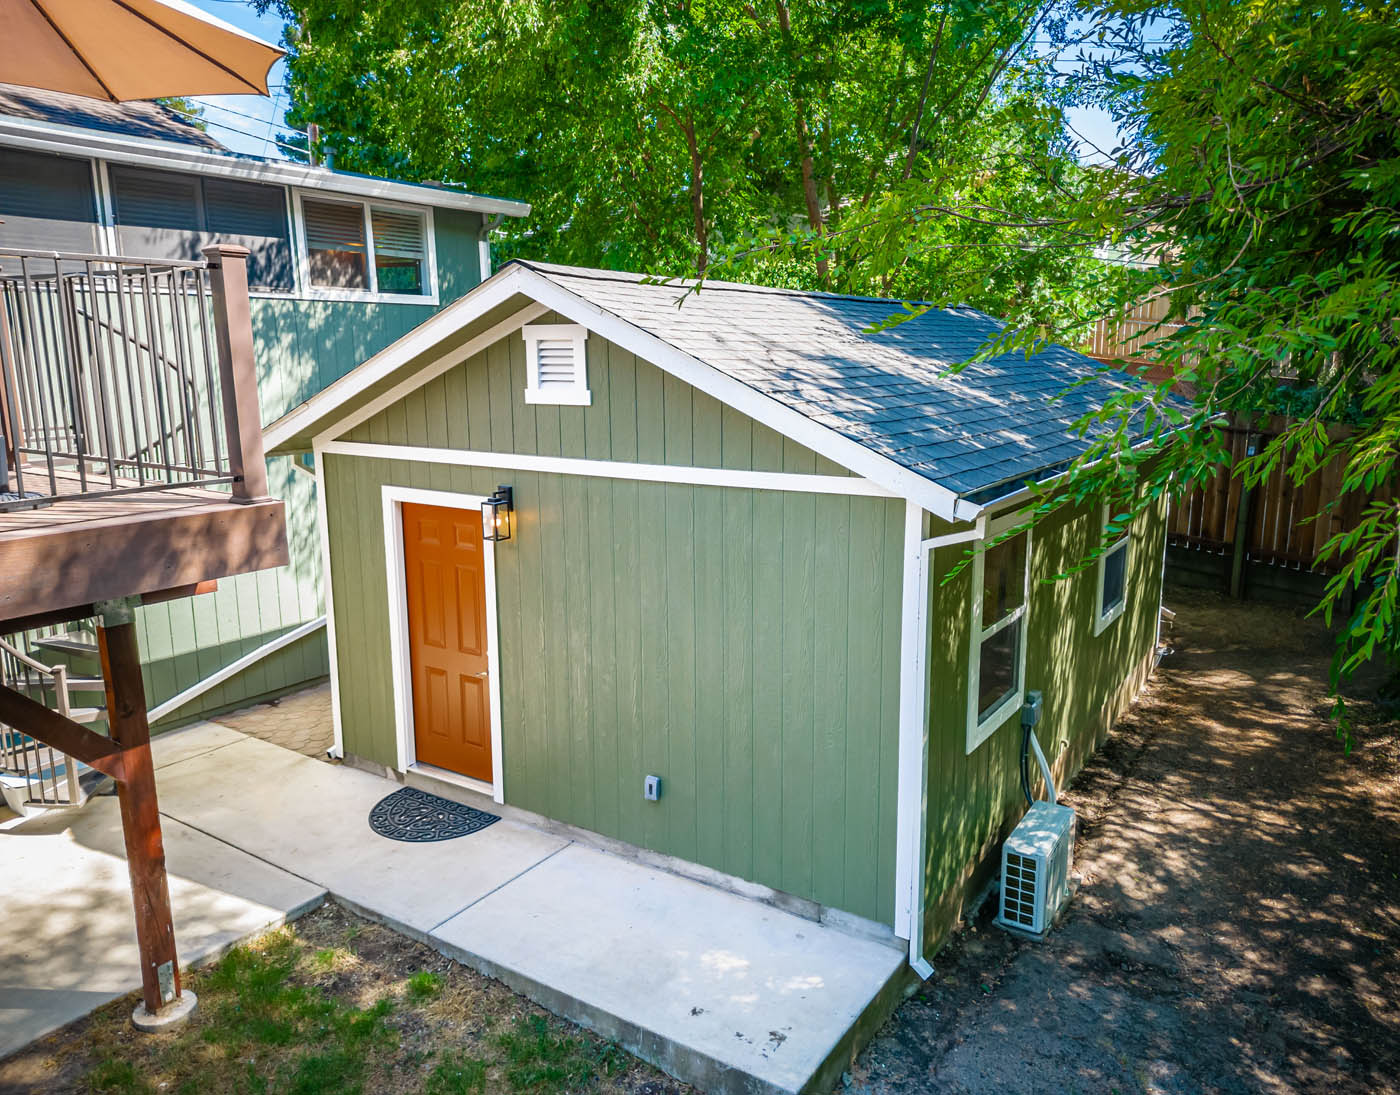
0,468,287,626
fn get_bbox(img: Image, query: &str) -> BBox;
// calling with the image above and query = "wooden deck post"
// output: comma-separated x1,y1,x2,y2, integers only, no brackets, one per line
204,244,268,502
96,599,191,1026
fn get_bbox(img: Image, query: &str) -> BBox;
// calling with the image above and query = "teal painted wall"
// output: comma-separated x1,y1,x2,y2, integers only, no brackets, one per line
320,330,904,925
919,494,1168,953
139,208,485,725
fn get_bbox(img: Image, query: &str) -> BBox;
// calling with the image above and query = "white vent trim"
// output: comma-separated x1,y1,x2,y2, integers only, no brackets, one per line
523,323,591,406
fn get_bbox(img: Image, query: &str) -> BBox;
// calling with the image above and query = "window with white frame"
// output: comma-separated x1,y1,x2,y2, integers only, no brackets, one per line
522,324,591,405
967,529,1031,753
1094,505,1131,633
298,194,433,300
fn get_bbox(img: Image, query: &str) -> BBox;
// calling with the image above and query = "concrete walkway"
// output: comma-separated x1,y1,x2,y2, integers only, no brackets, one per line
0,779,323,1059
5,721,905,1093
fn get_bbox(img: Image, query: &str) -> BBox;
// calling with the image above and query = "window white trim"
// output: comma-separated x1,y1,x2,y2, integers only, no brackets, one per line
966,513,1032,754
1094,504,1131,635
292,188,439,306
522,323,591,406
381,484,505,804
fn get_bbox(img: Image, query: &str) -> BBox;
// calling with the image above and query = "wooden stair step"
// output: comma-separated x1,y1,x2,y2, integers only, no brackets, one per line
32,636,100,658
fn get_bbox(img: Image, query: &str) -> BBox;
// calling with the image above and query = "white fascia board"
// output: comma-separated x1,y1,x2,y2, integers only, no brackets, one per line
264,268,541,451
507,267,965,521
0,118,530,218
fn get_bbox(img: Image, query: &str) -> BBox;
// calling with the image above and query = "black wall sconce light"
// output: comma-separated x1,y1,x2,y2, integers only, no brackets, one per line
482,485,514,541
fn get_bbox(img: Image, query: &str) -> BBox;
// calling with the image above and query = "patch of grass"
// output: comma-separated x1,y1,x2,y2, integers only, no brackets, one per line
25,906,677,1095
406,970,443,1002
87,1059,149,1093
424,1050,489,1095
497,1014,629,1093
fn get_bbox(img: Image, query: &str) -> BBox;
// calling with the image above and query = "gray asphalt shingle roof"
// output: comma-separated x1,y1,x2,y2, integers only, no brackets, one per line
515,261,1142,501
0,83,229,152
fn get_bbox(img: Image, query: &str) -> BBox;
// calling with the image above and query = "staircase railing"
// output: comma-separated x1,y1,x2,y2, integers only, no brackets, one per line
0,247,245,510
0,634,83,807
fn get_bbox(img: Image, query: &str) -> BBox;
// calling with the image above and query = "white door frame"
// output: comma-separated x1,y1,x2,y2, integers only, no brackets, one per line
381,483,505,803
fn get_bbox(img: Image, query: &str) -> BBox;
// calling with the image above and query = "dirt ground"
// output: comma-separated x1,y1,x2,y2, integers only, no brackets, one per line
849,585,1400,1095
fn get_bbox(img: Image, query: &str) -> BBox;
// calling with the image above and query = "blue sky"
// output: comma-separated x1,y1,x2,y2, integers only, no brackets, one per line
188,0,1127,165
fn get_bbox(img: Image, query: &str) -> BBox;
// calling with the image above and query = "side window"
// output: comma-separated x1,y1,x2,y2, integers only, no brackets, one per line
1095,506,1131,634
967,529,1031,752
300,195,433,300
0,149,100,254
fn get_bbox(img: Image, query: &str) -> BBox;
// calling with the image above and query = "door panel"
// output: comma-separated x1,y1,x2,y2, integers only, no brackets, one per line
402,502,493,782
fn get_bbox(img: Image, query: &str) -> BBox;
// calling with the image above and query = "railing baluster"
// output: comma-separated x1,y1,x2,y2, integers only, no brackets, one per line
0,247,243,511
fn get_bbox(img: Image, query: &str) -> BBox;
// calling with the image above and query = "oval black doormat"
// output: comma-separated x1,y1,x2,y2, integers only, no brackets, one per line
368,787,500,843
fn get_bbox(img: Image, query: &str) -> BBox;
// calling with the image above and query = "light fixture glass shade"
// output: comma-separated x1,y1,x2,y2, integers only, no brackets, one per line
482,486,513,541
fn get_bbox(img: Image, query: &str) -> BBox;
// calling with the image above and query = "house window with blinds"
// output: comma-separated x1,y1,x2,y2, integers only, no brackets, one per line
966,528,1031,752
108,165,293,290
522,324,591,406
301,196,431,299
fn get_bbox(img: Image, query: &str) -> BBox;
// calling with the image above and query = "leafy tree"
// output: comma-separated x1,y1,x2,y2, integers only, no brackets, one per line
971,1,1400,726
254,0,1114,331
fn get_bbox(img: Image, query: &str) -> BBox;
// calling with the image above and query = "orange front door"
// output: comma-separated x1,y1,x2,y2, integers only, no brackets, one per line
402,502,493,782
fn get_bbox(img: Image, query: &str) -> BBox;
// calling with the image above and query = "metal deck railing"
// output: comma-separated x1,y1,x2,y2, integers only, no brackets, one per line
0,248,238,511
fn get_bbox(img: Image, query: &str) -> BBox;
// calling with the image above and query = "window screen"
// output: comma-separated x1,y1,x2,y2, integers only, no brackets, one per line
371,208,426,295
110,166,293,290
303,197,368,290
0,148,100,253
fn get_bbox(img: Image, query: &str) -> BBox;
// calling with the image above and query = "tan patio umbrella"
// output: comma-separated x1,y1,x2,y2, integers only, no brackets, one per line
0,0,283,102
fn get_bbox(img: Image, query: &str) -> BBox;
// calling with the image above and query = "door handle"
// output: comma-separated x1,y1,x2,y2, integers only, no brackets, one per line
469,670,488,679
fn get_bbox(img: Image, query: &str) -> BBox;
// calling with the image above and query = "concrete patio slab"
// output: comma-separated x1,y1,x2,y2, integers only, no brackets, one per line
433,842,907,1094
0,796,324,1060
151,727,570,934
7,721,907,1092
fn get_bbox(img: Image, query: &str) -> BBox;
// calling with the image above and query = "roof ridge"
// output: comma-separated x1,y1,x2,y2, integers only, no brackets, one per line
510,259,976,312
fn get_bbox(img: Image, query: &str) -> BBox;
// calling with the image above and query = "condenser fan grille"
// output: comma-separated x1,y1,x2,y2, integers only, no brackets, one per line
1001,851,1039,927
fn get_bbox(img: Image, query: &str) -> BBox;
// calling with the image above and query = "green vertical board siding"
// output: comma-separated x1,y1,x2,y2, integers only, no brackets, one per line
324,451,904,925
134,209,483,724
920,495,1168,953
341,318,854,477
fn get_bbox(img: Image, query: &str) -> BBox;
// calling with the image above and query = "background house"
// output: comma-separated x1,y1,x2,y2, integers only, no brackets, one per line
268,260,1169,967
0,84,528,728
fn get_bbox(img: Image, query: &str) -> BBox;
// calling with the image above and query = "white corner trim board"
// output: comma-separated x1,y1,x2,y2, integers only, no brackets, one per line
147,616,327,723
314,441,346,761
318,441,898,498
380,484,506,804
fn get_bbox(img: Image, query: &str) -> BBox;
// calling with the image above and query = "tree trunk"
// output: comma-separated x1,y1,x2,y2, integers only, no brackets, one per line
680,115,709,276
773,0,828,283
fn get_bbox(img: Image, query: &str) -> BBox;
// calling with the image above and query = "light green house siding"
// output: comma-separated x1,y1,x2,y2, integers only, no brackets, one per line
321,329,906,926
919,493,1167,952
140,209,485,726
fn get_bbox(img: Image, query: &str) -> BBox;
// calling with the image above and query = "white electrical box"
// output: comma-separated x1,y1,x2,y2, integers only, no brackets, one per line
995,800,1075,938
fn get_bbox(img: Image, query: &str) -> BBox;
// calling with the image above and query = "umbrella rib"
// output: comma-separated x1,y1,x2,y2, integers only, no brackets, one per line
109,0,270,97
26,0,121,102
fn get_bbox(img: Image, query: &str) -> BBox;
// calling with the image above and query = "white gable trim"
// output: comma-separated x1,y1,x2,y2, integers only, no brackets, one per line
271,263,974,521
262,268,549,451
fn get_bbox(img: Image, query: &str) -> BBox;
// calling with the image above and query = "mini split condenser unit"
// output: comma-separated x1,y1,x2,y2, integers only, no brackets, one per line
994,799,1076,937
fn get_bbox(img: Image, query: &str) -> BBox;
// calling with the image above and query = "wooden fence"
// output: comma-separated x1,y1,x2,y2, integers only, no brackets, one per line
1166,423,1395,600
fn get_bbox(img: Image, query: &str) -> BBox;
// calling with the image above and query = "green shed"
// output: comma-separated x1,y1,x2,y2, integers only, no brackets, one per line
266,260,1168,969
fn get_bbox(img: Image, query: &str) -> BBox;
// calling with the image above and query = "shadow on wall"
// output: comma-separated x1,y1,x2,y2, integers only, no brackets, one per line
921,494,1168,952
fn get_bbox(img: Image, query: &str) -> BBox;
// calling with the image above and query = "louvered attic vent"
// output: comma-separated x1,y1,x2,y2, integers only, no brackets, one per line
523,324,591,406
